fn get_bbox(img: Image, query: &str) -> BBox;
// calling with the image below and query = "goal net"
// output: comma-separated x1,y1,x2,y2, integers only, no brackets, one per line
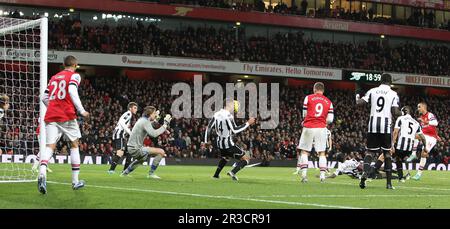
0,16,47,183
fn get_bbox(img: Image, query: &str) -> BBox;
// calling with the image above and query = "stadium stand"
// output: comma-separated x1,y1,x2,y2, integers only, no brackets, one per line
136,0,449,30
1,75,448,164
47,19,449,76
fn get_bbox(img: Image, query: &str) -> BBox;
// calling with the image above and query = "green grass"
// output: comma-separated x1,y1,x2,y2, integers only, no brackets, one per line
0,164,449,209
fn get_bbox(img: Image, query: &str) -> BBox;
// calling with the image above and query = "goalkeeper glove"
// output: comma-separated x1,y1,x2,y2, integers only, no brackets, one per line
163,114,172,126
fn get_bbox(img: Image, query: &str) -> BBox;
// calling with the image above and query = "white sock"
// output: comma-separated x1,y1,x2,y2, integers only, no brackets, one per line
32,152,40,169
70,148,81,184
300,154,308,178
39,147,53,178
296,155,301,171
417,157,426,175
319,155,327,179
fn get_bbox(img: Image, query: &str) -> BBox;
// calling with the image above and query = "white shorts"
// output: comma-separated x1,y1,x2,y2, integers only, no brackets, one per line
45,119,81,144
38,133,63,144
424,135,437,152
298,127,327,152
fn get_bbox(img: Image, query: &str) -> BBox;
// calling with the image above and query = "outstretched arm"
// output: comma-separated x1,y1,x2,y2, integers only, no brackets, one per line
226,118,250,134
356,90,369,106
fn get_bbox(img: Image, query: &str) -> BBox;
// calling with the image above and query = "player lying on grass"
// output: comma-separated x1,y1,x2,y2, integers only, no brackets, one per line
321,153,398,180
324,153,362,179
121,106,171,179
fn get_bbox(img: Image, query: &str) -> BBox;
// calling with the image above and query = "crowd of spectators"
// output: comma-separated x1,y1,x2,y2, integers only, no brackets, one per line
48,19,449,76
0,73,39,157
138,0,450,30
1,75,449,164
68,76,450,165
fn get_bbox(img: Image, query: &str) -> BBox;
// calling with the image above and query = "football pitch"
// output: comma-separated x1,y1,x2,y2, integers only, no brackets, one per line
1,164,449,209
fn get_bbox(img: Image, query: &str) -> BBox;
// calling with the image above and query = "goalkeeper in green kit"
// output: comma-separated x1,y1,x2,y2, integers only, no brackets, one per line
121,106,172,179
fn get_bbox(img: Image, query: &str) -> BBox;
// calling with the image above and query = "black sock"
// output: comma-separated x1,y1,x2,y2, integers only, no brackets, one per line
374,159,383,170
396,159,403,179
214,158,228,177
384,157,393,186
109,155,120,171
123,154,132,172
363,153,373,176
231,160,248,175
368,159,383,178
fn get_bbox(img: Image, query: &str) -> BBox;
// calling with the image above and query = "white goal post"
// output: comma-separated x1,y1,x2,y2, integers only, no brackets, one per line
0,16,47,183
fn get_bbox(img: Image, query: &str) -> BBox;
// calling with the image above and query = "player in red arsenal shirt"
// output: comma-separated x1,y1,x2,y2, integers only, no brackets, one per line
297,82,334,183
412,102,439,180
37,55,90,194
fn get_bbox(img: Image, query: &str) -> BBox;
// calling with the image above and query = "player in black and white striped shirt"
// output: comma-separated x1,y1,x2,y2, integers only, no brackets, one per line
203,99,255,181
356,73,401,189
108,102,138,174
391,106,427,182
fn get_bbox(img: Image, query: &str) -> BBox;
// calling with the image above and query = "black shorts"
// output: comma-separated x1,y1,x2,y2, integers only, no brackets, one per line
394,149,412,159
113,138,127,151
366,133,391,151
219,146,245,160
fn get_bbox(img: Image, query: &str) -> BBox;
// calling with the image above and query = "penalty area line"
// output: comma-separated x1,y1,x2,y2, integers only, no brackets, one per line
47,181,363,209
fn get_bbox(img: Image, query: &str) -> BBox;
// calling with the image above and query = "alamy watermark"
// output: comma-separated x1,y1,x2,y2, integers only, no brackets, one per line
171,75,279,129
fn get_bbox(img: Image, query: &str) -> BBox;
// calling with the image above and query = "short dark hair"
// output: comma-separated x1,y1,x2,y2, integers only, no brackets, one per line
63,55,78,67
314,82,325,91
142,106,156,117
0,94,9,106
380,73,392,85
419,101,428,108
128,102,138,109
401,106,412,115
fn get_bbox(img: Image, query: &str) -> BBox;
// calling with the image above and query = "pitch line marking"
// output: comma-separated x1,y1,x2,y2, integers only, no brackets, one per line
248,194,450,198
327,181,450,192
47,181,363,209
